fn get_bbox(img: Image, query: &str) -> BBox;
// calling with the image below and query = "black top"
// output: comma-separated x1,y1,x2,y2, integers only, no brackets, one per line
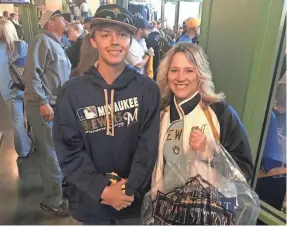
66,35,84,70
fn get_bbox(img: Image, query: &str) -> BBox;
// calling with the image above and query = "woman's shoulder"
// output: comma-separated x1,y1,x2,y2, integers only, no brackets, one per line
209,101,241,123
209,101,228,113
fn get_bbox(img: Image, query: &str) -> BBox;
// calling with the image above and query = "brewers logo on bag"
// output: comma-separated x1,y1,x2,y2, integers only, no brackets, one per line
150,175,236,225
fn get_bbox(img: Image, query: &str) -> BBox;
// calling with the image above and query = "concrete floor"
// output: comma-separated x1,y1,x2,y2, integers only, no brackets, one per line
0,95,79,225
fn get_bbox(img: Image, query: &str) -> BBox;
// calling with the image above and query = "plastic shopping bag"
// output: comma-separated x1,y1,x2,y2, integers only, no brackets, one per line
141,142,260,225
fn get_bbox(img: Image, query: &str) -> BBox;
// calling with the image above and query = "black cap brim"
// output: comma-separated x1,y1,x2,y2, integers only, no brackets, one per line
91,18,137,34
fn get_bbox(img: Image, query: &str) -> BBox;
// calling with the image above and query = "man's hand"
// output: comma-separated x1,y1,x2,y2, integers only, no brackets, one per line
101,179,134,211
40,103,54,121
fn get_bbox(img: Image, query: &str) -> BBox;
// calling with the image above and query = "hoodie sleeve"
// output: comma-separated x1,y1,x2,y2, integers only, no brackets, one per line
215,103,254,181
125,82,160,196
22,36,50,106
53,84,111,202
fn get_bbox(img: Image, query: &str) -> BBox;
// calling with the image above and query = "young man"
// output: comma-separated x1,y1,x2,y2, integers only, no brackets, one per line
3,11,9,19
23,10,71,216
146,22,171,80
177,17,200,44
9,13,24,39
53,4,160,224
126,17,154,75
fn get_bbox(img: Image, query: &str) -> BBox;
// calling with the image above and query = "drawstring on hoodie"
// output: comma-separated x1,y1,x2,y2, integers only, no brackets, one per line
104,89,115,136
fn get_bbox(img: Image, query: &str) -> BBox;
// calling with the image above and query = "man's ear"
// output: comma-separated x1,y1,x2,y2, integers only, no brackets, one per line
90,37,97,48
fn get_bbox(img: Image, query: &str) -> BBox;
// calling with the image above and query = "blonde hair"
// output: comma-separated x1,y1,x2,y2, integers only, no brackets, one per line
0,19,19,52
157,43,225,105
68,22,84,35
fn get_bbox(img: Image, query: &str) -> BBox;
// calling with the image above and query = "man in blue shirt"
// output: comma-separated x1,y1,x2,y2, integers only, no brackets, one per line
177,17,200,44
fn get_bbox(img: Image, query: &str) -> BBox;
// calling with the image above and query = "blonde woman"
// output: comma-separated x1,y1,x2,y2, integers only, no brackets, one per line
0,19,32,179
153,43,253,190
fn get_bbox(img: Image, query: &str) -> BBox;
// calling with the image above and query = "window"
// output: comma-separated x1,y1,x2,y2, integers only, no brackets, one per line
252,20,286,224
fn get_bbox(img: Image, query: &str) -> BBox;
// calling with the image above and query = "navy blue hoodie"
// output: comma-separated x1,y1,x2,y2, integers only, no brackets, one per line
53,65,160,222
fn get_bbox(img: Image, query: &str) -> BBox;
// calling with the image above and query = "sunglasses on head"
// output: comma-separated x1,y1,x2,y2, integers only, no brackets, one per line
94,9,134,26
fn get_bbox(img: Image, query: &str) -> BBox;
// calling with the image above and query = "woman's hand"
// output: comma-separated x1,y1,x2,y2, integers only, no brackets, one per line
189,127,207,152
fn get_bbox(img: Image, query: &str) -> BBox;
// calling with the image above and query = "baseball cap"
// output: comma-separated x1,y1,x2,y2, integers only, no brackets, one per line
134,17,154,30
186,18,201,29
39,10,64,27
91,4,137,34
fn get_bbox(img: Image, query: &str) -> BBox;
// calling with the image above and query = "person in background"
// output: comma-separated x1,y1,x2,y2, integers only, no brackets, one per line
178,26,184,39
70,33,98,78
126,17,154,74
10,13,19,25
274,72,286,136
146,21,161,79
3,11,9,19
22,10,71,216
0,19,32,179
61,33,71,50
151,20,160,32
262,72,286,172
18,15,23,25
163,27,176,46
66,22,84,69
9,13,24,40
80,0,89,19
53,4,160,224
83,16,92,33
67,0,76,15
153,43,254,192
146,21,171,80
177,17,200,44
176,20,187,42
73,15,82,24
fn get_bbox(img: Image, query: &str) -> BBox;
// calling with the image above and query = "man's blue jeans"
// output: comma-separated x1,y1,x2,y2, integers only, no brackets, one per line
26,104,63,208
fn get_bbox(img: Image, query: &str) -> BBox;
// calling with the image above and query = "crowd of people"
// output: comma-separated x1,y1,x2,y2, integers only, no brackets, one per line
0,11,23,39
0,3,255,224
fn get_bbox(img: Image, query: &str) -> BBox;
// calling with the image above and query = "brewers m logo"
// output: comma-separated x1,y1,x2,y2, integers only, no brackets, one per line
123,108,138,126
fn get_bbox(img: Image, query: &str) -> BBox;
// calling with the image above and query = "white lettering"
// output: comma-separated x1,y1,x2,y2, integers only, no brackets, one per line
133,97,139,107
129,98,135,108
123,99,130,109
114,102,119,112
97,106,106,117
118,101,124,111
